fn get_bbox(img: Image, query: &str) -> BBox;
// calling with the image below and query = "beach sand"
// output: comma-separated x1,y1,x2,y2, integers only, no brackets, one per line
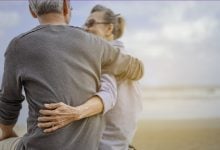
132,118,220,150
14,118,220,150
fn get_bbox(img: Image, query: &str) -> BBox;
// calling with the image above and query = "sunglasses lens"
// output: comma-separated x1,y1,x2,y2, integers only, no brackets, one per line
85,19,95,28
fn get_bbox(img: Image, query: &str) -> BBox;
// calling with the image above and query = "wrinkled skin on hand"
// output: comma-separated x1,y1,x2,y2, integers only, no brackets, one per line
38,102,81,133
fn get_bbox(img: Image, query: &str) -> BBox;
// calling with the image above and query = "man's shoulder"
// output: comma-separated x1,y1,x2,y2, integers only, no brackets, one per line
6,26,46,51
14,26,46,40
68,26,85,32
14,25,85,40
69,26,112,48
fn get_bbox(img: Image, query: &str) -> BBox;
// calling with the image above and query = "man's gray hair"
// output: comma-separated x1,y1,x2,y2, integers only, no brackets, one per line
29,0,64,16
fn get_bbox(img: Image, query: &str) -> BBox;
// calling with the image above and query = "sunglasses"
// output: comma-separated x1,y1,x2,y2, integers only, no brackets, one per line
84,19,110,28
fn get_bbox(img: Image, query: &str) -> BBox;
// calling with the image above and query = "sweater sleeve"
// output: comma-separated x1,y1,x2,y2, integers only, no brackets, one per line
101,42,144,81
0,38,25,125
94,74,117,114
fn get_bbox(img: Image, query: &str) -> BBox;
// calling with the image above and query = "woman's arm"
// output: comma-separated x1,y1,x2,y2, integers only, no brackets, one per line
94,74,117,113
37,97,103,133
38,74,117,133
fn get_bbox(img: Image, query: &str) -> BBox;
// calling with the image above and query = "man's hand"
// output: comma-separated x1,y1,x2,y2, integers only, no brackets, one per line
0,124,17,141
38,102,81,133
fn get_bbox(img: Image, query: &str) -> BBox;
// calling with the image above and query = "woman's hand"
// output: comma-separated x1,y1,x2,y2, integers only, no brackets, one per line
38,96,104,133
38,102,81,133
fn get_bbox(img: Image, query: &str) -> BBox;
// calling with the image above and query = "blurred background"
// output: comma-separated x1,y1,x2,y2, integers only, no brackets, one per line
0,1,220,150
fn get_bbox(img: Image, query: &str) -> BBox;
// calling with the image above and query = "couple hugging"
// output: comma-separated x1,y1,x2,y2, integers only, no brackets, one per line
0,0,144,150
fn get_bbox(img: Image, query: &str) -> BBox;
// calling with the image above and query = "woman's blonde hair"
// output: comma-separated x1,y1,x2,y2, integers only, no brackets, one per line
91,5,125,40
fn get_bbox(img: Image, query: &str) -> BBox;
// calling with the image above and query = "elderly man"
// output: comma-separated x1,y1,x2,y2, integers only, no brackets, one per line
0,0,144,150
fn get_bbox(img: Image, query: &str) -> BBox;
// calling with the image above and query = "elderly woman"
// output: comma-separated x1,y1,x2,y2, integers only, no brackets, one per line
84,5,143,150
38,5,142,150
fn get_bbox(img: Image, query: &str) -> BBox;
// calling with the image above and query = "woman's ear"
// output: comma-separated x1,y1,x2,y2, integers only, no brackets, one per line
29,5,37,18
106,24,114,37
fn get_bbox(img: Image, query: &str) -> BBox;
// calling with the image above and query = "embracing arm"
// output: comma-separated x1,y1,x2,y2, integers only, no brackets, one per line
94,74,117,114
101,40,144,81
38,74,117,133
38,97,103,133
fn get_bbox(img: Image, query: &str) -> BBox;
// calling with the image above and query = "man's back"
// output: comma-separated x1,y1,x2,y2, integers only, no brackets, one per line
0,24,143,150
12,25,107,150
0,0,144,149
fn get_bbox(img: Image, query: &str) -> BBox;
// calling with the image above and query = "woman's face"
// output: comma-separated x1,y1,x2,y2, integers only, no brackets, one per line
84,11,113,40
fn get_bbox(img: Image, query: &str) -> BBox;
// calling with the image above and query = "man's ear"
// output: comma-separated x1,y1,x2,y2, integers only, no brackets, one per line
63,0,69,16
29,5,37,18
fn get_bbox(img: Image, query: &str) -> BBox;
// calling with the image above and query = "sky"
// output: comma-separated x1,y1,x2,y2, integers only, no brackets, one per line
1,1,220,122
1,1,220,87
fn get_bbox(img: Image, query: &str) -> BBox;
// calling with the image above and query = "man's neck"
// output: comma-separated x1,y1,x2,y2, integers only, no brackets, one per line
38,13,67,25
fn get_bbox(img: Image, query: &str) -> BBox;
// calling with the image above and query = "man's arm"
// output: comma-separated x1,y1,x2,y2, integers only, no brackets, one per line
100,40,144,81
0,39,24,140
0,124,17,141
